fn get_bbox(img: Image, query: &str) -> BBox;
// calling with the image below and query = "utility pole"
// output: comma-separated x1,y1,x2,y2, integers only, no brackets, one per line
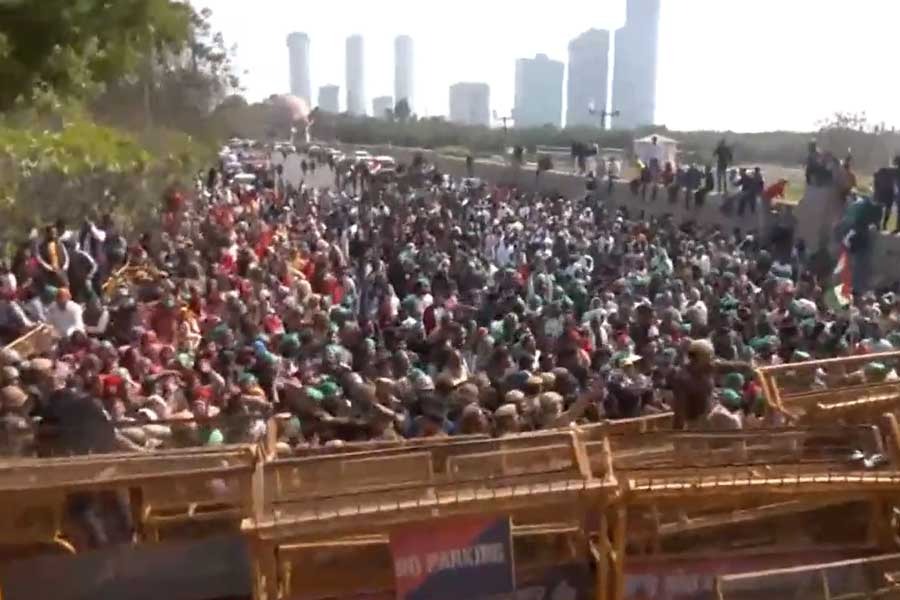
493,110,513,135
588,101,619,131
493,110,515,161
596,109,620,132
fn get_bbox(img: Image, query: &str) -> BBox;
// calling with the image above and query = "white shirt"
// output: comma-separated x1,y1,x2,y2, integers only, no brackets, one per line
707,403,743,430
0,273,16,295
496,240,513,268
46,301,85,337
544,317,564,339
608,160,621,178
688,300,708,327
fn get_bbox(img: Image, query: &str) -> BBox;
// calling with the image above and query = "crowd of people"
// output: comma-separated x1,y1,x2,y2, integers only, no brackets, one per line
583,137,790,223
0,140,897,458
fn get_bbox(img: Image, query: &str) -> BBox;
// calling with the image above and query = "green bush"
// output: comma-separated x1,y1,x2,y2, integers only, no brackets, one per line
0,108,209,240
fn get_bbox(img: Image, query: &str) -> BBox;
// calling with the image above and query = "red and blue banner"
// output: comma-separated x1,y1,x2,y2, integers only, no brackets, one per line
390,515,515,600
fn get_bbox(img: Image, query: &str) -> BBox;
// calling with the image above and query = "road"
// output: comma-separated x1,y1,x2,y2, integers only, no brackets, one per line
271,152,336,190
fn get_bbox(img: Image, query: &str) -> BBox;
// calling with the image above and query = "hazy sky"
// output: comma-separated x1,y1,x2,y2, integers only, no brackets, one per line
196,0,896,132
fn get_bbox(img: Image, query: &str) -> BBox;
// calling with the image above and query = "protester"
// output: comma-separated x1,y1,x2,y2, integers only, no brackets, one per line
606,156,622,196
0,138,896,459
874,157,900,232
713,139,733,194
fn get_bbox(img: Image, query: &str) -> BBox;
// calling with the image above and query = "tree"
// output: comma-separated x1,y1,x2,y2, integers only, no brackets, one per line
394,98,411,122
817,111,869,132
815,111,888,168
218,95,249,111
0,0,193,111
0,109,208,237
0,1,233,240
91,5,240,136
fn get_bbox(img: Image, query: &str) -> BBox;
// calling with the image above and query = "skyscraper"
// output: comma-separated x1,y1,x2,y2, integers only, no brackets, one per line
449,83,490,127
513,54,565,128
373,96,394,119
394,35,414,111
612,0,661,129
318,85,340,113
567,29,610,128
286,32,311,104
345,35,365,116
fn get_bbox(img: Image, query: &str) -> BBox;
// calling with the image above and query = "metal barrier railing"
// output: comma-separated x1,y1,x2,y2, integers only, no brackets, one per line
6,420,900,600
715,552,900,600
758,351,900,423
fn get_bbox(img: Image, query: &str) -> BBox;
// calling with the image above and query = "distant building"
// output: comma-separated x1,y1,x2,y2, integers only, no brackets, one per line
345,35,365,116
373,96,394,119
567,29,610,128
449,83,490,127
318,85,340,113
286,32,311,104
514,54,565,128
394,35,414,112
612,0,661,129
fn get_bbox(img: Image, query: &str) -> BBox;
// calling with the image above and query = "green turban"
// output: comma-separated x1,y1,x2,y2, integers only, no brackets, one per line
749,337,771,352
888,332,900,348
799,319,818,336
723,372,745,390
791,350,812,363
401,295,420,314
211,323,230,341
303,386,324,402
753,393,768,416
719,294,739,312
205,428,225,446
318,380,340,397
865,362,888,379
280,333,301,355
284,416,302,438
41,286,58,303
720,388,743,411
331,306,353,325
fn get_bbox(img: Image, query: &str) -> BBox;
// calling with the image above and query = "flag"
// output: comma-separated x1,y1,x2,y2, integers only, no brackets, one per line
825,245,853,311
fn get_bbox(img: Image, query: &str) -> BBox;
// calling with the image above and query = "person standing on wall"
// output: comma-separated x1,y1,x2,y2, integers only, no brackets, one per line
648,135,664,201
874,157,900,232
607,156,621,196
713,139,733,194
